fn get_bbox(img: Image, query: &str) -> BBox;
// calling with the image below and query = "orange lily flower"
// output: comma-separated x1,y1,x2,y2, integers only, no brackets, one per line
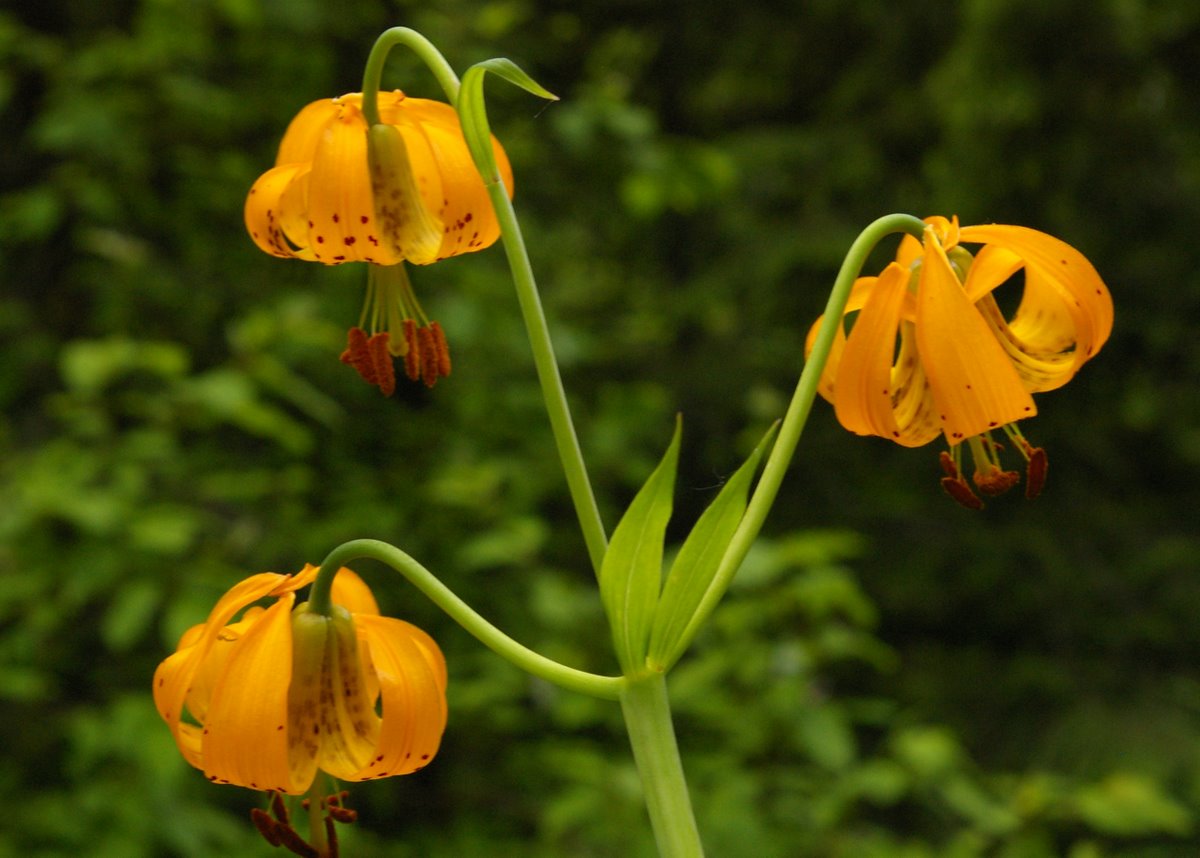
153,565,447,795
807,216,1112,507
244,91,514,391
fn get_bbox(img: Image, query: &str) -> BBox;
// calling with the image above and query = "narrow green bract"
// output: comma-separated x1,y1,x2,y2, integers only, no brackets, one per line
647,424,775,672
458,58,558,185
600,418,681,674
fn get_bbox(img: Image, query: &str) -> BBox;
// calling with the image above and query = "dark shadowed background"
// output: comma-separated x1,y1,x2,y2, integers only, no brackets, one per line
2,0,1199,855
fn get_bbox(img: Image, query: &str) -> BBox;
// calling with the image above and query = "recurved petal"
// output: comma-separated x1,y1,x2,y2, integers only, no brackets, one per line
154,573,293,768
916,231,1036,443
399,98,513,262
960,223,1113,368
805,275,880,403
275,98,339,166
895,233,923,268
344,615,448,781
202,593,300,793
331,568,380,616
889,323,941,446
833,262,907,441
153,649,205,768
245,163,317,261
962,244,1023,304
184,606,266,725
307,100,403,265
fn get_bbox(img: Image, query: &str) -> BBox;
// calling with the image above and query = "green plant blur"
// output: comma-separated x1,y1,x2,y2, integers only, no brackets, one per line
2,1,1198,855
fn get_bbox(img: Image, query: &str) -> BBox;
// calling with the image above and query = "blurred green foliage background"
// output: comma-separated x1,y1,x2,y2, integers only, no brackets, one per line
2,0,1199,855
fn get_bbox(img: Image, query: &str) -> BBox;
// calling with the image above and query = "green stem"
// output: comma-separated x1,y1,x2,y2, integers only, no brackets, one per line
309,539,624,700
304,780,327,856
361,27,463,126
620,674,704,858
483,178,609,576
666,213,927,667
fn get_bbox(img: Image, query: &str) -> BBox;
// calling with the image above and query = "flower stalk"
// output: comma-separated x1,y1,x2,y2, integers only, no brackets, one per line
362,27,462,122
481,163,610,577
311,539,624,700
663,214,927,667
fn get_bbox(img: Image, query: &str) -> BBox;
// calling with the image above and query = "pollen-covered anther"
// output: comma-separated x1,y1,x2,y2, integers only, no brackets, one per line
402,319,421,382
973,465,1021,497
399,319,452,387
250,792,322,858
250,808,282,847
941,475,984,510
430,321,452,378
1024,447,1048,499
340,327,397,396
323,791,358,824
938,450,960,480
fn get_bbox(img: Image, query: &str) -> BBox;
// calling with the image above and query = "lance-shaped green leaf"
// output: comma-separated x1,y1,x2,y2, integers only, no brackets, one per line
646,422,778,672
458,58,557,185
599,418,681,674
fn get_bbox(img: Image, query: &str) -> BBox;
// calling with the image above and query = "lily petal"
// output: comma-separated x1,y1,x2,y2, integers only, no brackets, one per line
331,568,380,616
960,224,1113,370
344,615,447,781
202,593,300,793
244,163,316,261
834,262,939,446
276,98,340,167
307,100,403,266
399,98,513,262
916,230,1036,443
806,275,882,403
154,573,295,768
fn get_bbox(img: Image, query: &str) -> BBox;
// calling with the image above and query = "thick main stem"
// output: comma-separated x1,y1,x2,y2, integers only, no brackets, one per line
620,674,704,858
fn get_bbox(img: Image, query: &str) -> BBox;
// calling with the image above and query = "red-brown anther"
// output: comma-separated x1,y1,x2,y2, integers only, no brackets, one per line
340,327,397,396
321,790,358,824
973,466,1021,497
271,791,292,826
418,324,439,387
938,450,960,479
941,476,985,510
250,808,283,847
1025,447,1048,499
402,319,421,382
326,804,358,824
430,321,452,378
275,825,320,858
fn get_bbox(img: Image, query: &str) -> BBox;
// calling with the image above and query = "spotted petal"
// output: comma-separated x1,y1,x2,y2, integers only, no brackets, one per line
344,615,448,781
805,275,882,403
834,262,938,446
201,592,300,793
960,224,1113,374
153,572,296,769
916,229,1036,443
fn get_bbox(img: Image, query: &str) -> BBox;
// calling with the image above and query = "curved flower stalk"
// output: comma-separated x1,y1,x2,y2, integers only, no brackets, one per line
807,215,1113,507
244,90,514,391
153,565,447,795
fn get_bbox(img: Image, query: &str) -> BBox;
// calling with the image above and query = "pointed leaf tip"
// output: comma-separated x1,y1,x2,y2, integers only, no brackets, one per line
458,59,557,185
648,421,778,671
599,417,682,674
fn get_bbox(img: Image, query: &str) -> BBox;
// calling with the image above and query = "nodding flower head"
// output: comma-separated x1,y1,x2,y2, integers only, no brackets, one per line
153,565,447,794
244,91,514,392
807,216,1112,508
